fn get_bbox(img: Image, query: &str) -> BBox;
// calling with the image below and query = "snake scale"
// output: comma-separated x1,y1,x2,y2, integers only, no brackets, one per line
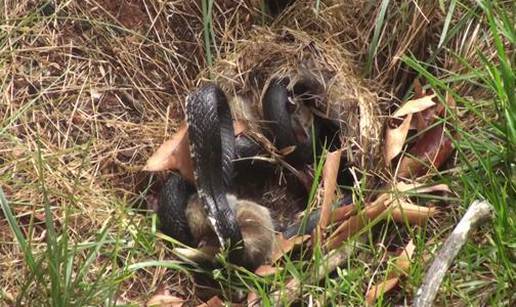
184,84,243,252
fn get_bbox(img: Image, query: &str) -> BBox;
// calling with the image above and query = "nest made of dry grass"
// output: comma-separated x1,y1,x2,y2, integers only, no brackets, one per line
201,27,383,174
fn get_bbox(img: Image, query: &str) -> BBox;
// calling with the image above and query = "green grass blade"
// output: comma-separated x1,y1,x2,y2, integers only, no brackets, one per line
438,0,457,48
0,187,40,278
365,0,390,76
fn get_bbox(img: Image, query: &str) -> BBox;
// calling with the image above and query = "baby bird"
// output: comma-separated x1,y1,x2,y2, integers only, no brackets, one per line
184,194,275,270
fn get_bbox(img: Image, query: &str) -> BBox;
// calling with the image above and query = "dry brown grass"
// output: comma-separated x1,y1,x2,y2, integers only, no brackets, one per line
1,0,509,305
0,0,231,303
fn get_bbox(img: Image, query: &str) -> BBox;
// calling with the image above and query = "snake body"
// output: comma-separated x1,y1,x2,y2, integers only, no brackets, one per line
184,84,243,252
158,81,318,267
157,85,250,266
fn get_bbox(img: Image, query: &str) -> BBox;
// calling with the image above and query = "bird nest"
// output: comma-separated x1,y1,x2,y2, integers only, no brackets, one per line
200,27,383,175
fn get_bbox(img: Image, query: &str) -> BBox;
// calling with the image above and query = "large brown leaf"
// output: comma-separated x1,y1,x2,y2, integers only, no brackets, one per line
384,95,437,164
143,120,248,184
391,199,437,225
392,95,436,117
384,114,413,164
397,94,456,178
397,125,454,178
143,123,194,183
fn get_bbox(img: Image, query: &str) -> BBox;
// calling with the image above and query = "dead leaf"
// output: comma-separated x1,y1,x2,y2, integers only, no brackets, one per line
414,103,445,133
384,113,413,164
247,292,260,307
197,296,224,307
391,200,437,225
398,93,456,178
330,204,355,224
397,125,454,178
254,264,277,277
319,149,342,230
365,240,416,304
144,120,248,184
147,293,184,307
445,92,457,109
366,278,399,305
143,123,194,182
393,95,436,117
326,193,391,250
272,234,311,262
413,79,425,98
395,182,451,194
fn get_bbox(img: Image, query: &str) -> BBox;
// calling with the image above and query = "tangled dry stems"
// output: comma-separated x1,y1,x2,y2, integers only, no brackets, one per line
0,0,503,304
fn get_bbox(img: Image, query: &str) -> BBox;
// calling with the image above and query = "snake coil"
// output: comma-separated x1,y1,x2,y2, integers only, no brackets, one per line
158,84,245,266
157,81,326,266
184,84,244,253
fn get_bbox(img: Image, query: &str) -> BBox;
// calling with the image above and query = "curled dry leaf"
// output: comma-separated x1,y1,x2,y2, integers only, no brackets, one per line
319,149,342,230
326,193,391,250
415,102,445,133
146,292,184,307
143,123,194,182
397,125,454,178
254,264,277,277
330,204,355,224
393,95,436,117
413,79,425,99
395,182,451,194
196,296,224,307
385,94,438,164
365,240,416,304
247,292,260,307
144,120,248,184
326,184,444,250
272,233,311,262
391,199,437,225
384,113,413,164
398,93,456,178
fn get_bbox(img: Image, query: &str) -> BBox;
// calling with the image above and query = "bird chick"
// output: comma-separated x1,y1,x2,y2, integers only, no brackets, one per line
184,194,275,270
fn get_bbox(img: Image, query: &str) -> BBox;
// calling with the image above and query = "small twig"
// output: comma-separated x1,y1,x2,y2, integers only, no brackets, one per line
413,200,494,307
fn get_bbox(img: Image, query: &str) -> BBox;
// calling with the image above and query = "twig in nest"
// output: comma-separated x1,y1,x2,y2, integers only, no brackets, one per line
413,200,493,307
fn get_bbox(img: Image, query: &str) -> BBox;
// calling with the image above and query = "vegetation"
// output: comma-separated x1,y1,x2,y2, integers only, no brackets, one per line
0,0,513,305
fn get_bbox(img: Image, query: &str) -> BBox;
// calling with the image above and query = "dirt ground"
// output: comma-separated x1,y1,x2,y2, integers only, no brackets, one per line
2,0,505,305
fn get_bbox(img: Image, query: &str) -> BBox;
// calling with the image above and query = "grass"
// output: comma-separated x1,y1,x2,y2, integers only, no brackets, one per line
399,1,515,303
1,0,514,305
201,0,215,68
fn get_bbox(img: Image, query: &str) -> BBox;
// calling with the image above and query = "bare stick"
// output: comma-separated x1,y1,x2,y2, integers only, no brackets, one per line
413,200,493,307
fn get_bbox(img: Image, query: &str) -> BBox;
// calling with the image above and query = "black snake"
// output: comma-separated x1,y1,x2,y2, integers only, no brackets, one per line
159,84,243,261
158,81,326,265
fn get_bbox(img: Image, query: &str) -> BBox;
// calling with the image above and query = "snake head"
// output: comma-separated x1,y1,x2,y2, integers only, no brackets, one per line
262,78,317,165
